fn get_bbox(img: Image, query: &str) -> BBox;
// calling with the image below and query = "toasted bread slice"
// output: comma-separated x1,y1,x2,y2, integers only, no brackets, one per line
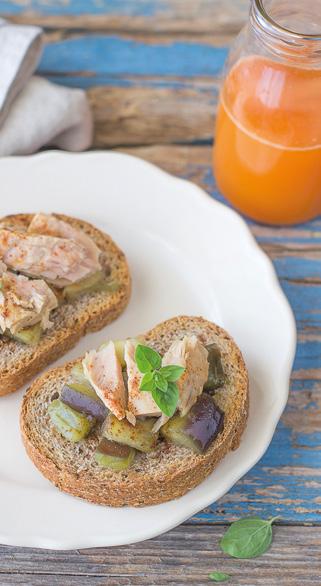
0,214,131,396
21,316,249,507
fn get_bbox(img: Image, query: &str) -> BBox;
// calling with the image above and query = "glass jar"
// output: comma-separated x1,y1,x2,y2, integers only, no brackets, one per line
213,0,321,225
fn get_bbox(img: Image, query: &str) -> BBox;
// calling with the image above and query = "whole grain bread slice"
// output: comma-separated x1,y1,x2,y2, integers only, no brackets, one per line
21,316,249,507
0,213,131,396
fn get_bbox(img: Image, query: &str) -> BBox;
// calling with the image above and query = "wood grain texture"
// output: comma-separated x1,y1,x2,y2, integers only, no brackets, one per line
0,0,249,35
39,34,228,77
0,525,320,585
89,86,218,146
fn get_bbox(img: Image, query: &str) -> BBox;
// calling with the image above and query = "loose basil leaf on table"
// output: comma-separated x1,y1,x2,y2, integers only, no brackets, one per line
220,516,278,559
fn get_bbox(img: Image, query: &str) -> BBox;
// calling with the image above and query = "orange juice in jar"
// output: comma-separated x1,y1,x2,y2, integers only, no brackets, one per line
214,0,321,225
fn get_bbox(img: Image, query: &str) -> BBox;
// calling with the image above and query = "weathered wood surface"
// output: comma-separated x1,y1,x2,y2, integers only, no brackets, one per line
89,86,219,147
1,0,321,582
0,526,320,585
1,0,249,34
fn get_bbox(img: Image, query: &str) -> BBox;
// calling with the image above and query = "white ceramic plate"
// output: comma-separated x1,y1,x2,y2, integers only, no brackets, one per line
0,151,296,549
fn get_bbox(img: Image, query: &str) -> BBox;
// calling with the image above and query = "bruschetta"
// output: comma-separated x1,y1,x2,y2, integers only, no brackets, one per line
21,316,249,507
0,213,131,396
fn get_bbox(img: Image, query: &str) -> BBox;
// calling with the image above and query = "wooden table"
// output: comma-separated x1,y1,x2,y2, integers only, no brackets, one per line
0,1,320,584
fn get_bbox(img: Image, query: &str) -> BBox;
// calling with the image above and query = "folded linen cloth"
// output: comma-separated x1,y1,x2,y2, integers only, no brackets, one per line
0,18,42,128
0,19,93,155
0,77,93,155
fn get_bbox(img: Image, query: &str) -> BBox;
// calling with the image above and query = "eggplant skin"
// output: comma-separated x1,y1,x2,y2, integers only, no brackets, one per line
60,384,107,421
97,437,131,458
161,394,224,454
185,394,224,452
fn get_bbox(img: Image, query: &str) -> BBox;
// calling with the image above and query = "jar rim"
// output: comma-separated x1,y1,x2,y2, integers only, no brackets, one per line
254,0,321,40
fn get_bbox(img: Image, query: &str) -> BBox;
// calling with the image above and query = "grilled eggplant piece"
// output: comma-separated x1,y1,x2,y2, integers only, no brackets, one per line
11,323,42,346
161,394,224,454
95,437,136,470
48,399,94,442
63,271,118,300
103,414,158,453
60,382,108,421
204,343,225,391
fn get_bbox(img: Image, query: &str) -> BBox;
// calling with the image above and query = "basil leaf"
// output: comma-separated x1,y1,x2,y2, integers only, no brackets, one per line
140,371,156,392
220,516,278,559
135,344,161,373
135,344,183,415
209,572,230,582
160,365,185,382
154,372,168,393
152,382,178,417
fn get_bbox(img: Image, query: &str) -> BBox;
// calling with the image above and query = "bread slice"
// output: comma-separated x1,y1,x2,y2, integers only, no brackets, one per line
0,213,131,396
21,316,249,507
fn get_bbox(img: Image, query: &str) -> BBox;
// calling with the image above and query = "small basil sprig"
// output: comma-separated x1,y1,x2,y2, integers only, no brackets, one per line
209,572,230,582
220,516,278,559
135,344,184,416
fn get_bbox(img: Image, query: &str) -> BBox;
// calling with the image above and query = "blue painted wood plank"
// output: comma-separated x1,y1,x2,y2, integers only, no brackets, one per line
269,253,321,334
0,0,162,16
274,258,321,281
293,340,321,372
192,418,321,522
38,36,227,77
281,282,321,330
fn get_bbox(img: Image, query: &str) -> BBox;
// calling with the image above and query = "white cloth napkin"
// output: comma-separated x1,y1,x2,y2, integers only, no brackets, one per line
0,19,93,156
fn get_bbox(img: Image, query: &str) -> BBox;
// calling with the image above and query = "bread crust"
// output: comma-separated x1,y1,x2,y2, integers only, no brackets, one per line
0,213,131,396
21,316,249,507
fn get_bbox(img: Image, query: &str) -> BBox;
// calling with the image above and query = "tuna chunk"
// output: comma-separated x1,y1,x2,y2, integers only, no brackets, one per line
83,341,126,420
0,270,58,334
124,339,162,417
28,213,101,269
0,228,100,288
162,335,209,416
